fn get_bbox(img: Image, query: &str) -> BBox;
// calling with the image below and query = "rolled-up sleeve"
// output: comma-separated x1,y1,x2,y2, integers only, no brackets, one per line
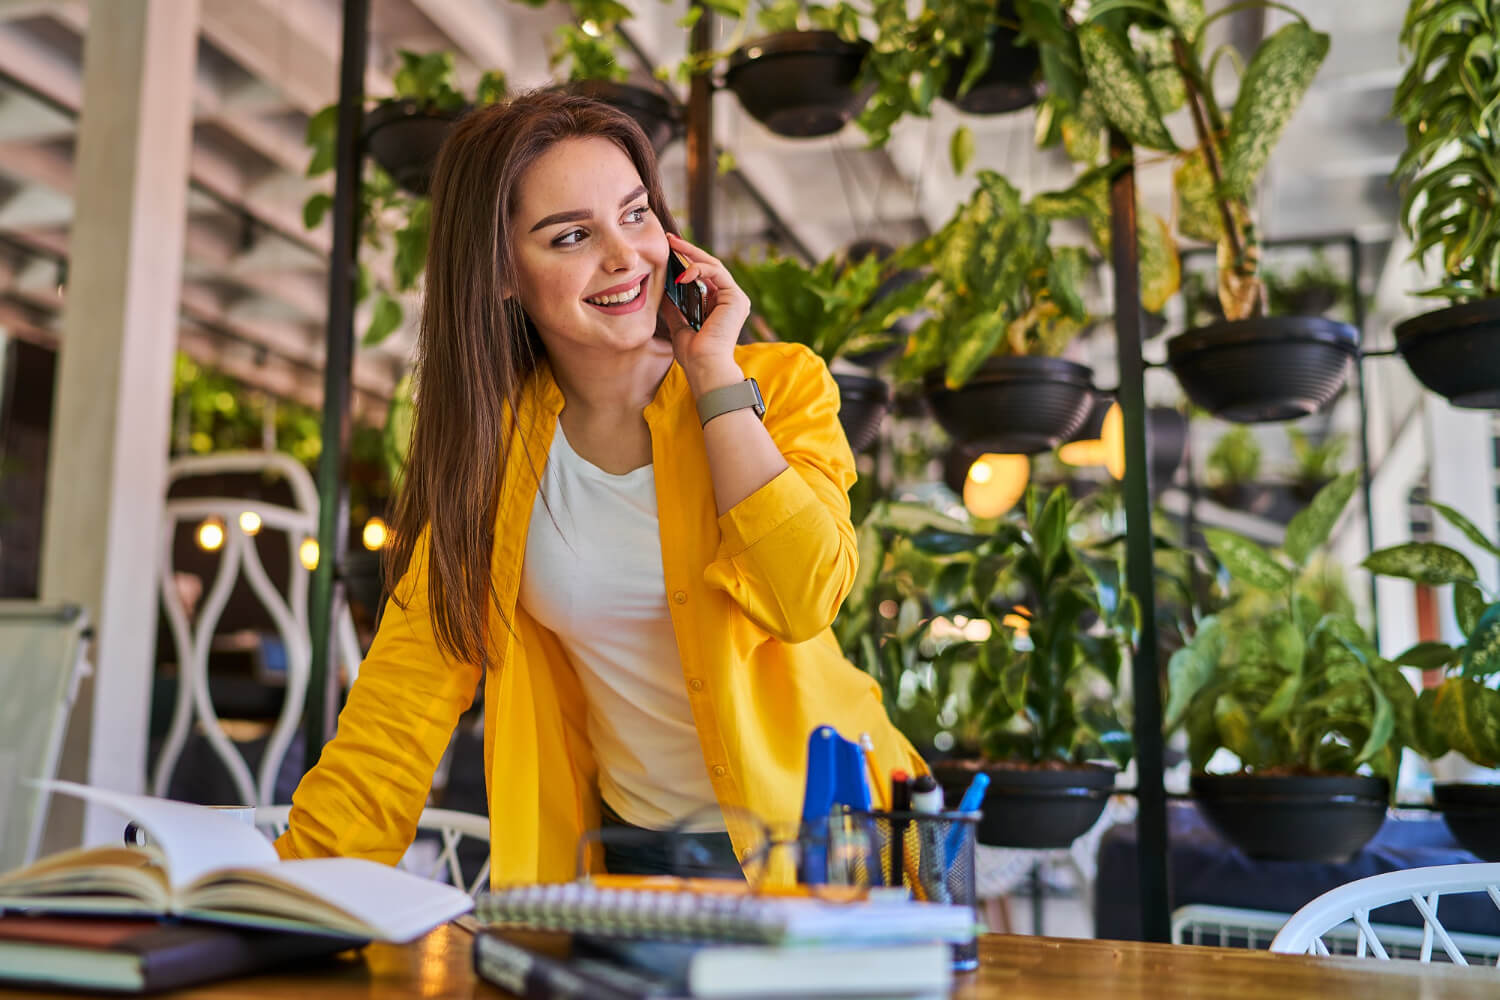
274,532,482,864
702,347,858,643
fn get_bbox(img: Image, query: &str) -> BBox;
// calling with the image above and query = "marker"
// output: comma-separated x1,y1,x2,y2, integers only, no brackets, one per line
909,773,950,904
945,772,990,868
889,770,911,895
859,733,889,812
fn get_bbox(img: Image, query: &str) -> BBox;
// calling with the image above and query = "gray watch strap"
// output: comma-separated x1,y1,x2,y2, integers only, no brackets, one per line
696,377,765,425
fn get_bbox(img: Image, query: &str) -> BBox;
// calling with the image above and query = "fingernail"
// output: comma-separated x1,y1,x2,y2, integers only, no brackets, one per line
676,272,691,284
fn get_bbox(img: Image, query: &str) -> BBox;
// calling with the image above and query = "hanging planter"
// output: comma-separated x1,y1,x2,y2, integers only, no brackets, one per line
364,99,466,196
1394,300,1500,409
726,31,872,138
1432,782,1500,861
933,760,1115,849
565,80,681,154
939,3,1040,115
832,373,891,453
1166,316,1359,423
1190,774,1388,863
924,356,1094,454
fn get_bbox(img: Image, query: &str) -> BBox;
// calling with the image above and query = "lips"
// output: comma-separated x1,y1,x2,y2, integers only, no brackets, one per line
584,274,648,305
583,274,649,314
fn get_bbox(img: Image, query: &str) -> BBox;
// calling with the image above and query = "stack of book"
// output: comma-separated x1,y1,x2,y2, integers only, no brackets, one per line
472,878,975,999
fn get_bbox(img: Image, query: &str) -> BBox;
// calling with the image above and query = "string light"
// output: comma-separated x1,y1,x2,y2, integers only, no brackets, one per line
362,517,388,551
238,511,262,536
962,454,1029,519
195,518,225,552
299,538,319,571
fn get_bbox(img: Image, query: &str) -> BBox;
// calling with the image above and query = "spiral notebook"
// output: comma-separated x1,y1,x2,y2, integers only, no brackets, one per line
473,882,975,946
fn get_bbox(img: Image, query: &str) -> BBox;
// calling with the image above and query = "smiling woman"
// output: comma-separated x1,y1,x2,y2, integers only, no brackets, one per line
271,89,926,886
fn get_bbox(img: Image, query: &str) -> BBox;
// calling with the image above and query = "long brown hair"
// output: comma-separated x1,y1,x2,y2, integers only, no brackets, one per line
383,89,680,668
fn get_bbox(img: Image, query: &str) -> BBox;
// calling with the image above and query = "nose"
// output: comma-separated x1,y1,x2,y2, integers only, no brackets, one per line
599,227,638,273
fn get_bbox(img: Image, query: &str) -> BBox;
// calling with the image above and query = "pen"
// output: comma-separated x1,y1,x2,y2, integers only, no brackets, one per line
945,772,989,868
889,770,911,895
909,773,950,905
859,733,889,812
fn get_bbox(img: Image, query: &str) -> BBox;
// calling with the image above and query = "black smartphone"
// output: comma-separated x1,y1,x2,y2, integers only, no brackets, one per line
663,249,705,330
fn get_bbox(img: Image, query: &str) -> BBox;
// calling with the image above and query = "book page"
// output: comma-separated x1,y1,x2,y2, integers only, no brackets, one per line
37,781,278,895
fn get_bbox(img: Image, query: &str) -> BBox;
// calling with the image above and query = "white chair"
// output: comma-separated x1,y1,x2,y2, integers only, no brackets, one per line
253,805,492,896
153,451,364,807
0,603,92,873
1269,864,1500,965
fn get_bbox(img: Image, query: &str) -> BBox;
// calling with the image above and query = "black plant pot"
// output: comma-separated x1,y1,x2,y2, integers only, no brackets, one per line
564,80,681,153
924,356,1094,454
833,373,891,452
1394,299,1500,409
1166,316,1359,423
364,100,465,195
726,31,872,137
1433,782,1500,861
933,761,1116,849
940,3,1040,115
1190,773,1389,863
340,547,385,618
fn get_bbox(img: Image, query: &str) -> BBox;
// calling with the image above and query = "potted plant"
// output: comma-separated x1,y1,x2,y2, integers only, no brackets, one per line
1389,0,1500,408
1203,427,1261,510
896,170,1096,454
1023,0,1356,423
1363,503,1500,860
1167,472,1415,862
719,0,872,137
1286,426,1347,502
732,244,931,451
922,485,1135,847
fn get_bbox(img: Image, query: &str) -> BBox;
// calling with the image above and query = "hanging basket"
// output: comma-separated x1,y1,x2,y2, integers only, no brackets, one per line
940,3,1040,115
932,760,1116,849
1190,773,1388,863
1166,316,1359,423
832,373,891,453
1394,299,1500,409
924,356,1094,454
564,80,681,153
364,100,466,196
1433,782,1500,861
726,31,872,138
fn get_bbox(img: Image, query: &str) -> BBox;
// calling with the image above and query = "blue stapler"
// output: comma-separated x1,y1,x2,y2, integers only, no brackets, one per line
798,726,877,885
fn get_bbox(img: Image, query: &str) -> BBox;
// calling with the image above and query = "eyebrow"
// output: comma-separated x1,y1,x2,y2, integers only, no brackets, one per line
527,185,649,233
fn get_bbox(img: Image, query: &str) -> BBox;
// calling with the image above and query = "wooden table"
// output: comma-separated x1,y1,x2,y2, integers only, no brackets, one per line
3,925,1498,998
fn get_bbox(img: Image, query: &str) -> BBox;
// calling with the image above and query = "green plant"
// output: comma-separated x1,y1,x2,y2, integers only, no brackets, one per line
1392,0,1500,302
302,51,507,347
1363,502,1500,767
1286,427,1346,486
1167,472,1415,785
894,170,1091,389
544,0,635,82
730,247,931,366
1205,426,1262,488
1019,0,1330,322
664,0,866,83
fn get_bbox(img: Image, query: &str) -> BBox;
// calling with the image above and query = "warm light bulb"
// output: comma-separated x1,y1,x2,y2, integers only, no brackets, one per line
1002,607,1031,637
1058,439,1108,467
962,454,1029,519
362,517,388,551
299,538,319,571
1100,402,1126,480
196,519,225,552
239,511,262,536
580,19,601,35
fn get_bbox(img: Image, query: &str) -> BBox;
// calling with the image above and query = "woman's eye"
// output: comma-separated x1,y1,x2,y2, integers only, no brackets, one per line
625,205,649,224
554,228,587,246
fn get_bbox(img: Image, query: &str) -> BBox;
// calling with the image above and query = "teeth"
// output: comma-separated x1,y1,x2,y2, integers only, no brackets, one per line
587,280,642,306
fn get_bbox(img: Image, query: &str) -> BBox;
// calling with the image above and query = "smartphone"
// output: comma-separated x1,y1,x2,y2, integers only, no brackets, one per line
663,249,705,330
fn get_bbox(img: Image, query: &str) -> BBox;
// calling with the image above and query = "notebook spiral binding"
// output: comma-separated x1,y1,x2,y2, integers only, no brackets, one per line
474,883,794,943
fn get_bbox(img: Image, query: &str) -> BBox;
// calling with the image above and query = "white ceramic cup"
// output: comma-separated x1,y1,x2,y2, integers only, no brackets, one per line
124,804,257,847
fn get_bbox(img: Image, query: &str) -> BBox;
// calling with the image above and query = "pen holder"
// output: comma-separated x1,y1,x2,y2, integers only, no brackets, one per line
829,809,982,971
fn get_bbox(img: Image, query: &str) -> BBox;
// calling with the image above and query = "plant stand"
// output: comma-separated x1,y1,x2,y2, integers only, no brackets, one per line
923,356,1094,454
1166,316,1359,423
726,31,872,137
1394,299,1500,409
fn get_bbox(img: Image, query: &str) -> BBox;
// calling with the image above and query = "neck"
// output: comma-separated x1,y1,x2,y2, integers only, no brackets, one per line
545,338,675,420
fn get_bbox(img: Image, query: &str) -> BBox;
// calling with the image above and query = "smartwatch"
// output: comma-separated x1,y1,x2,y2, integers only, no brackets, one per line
697,377,765,426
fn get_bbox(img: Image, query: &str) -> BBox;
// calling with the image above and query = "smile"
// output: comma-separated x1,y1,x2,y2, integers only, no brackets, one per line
584,275,648,310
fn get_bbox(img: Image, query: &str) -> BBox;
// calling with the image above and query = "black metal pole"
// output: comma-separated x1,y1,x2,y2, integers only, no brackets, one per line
306,0,369,771
1348,237,1380,644
1108,132,1170,943
686,2,715,249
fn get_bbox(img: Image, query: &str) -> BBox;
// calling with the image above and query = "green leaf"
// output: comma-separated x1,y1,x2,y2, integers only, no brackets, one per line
1077,24,1178,151
382,373,414,485
950,125,975,176
1428,500,1500,558
1455,584,1487,637
1433,676,1500,768
363,292,403,347
302,192,333,230
1283,470,1359,567
1221,22,1330,197
476,70,509,105
911,527,988,555
1392,640,1460,671
1355,673,1396,764
1205,527,1293,592
931,561,971,614
1034,486,1069,570
1412,686,1449,760
1462,603,1500,680
1175,147,1221,243
1363,543,1479,586
392,201,430,293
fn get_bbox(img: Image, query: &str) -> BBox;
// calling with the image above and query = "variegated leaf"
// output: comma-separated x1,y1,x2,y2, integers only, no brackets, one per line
1433,676,1500,768
1463,603,1500,680
1455,584,1487,637
1205,527,1293,592
1221,22,1330,197
1078,24,1178,152
1284,470,1359,568
1138,212,1181,313
1363,542,1479,587
1174,147,1221,243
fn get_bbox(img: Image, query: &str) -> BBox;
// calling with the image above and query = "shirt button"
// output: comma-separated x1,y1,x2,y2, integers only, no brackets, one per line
712,765,728,778
672,590,687,605
688,678,704,692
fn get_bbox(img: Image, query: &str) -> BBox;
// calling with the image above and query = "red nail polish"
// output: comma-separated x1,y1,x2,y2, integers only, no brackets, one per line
676,272,691,284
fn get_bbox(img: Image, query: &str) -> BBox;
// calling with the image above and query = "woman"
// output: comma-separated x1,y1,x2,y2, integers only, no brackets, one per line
273,89,924,885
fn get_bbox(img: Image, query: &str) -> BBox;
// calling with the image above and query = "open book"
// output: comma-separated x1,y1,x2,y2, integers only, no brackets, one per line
0,781,473,942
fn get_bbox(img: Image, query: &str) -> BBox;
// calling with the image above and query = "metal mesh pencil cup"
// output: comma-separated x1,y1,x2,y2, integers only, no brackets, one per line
831,809,982,970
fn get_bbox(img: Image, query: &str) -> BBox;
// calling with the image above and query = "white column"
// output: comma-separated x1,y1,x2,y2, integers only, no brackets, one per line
38,0,199,847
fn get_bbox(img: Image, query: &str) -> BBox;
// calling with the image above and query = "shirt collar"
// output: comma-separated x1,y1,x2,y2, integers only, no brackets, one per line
527,353,690,427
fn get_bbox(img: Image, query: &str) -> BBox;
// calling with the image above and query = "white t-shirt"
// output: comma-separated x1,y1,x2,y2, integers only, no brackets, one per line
518,418,722,832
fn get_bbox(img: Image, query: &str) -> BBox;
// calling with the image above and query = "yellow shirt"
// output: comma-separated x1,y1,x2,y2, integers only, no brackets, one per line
274,342,924,884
